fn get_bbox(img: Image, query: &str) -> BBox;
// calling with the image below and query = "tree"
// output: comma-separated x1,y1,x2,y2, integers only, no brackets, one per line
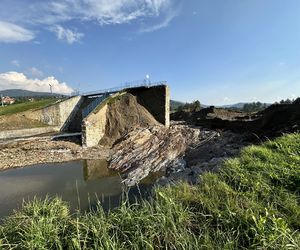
294,98,300,104
280,99,292,104
176,100,201,112
242,102,267,112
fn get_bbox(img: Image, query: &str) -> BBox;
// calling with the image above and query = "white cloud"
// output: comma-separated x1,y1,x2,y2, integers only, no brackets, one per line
50,25,84,44
28,67,44,78
3,1,177,29
0,21,34,43
45,0,175,25
0,71,74,95
0,1,178,44
11,60,20,67
139,8,178,33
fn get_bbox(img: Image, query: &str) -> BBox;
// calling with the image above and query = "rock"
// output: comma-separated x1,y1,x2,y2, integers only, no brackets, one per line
109,123,205,186
108,122,248,187
168,159,187,173
190,165,205,175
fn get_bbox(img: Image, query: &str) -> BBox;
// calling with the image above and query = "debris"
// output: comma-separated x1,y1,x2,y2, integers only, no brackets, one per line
0,137,111,170
109,123,219,186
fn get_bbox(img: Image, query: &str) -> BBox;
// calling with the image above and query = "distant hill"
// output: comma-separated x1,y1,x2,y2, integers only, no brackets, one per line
219,103,249,109
0,89,66,97
219,102,272,110
170,100,209,110
170,100,184,110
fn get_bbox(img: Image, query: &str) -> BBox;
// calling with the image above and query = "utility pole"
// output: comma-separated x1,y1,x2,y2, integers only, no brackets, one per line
49,84,53,95
1,94,3,107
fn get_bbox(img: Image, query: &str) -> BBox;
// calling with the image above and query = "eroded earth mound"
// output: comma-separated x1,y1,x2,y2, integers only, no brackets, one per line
100,93,160,146
171,101,300,136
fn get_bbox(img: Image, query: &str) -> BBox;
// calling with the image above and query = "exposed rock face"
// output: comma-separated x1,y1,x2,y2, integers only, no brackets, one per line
109,123,217,186
159,131,250,186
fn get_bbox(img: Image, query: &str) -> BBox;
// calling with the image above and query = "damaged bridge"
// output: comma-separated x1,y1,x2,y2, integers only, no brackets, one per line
25,82,170,147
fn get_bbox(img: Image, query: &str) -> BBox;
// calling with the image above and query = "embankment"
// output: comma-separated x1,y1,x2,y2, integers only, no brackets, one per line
23,96,82,129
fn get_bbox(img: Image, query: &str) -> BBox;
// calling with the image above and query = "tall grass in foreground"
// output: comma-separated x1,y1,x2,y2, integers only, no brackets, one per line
0,133,299,249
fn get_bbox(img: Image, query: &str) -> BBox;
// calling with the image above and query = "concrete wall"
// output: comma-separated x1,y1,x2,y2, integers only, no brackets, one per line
59,96,83,128
128,85,170,127
24,96,82,129
0,126,60,140
82,104,108,148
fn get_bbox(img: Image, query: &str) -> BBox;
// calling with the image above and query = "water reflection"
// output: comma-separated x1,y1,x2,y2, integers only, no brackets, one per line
83,159,117,181
0,160,163,218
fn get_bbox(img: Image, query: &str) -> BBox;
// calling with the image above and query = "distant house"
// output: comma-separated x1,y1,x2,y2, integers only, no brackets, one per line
28,98,35,102
2,96,15,105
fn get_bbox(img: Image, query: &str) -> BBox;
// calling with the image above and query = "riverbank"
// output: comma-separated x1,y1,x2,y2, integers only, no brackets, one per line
1,133,299,249
0,137,111,171
0,123,248,182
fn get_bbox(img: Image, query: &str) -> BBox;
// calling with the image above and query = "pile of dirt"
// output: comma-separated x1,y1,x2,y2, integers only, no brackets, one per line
100,93,160,146
171,102,300,137
257,102,300,135
171,106,252,123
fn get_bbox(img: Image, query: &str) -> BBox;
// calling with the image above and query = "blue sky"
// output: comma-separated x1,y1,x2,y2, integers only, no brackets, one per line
0,0,300,105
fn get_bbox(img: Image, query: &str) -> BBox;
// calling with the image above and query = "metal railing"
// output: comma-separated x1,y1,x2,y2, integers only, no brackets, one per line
82,80,167,97
82,94,109,119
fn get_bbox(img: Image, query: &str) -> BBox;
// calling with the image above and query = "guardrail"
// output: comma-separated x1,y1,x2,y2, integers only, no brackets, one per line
82,80,167,97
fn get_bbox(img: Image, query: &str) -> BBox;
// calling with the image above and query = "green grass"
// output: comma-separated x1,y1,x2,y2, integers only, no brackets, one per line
0,99,59,116
0,133,299,249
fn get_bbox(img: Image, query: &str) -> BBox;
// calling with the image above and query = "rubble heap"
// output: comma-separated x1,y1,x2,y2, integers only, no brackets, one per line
109,123,218,186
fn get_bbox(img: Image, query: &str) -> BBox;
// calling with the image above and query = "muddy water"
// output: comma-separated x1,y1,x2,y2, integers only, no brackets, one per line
0,160,162,218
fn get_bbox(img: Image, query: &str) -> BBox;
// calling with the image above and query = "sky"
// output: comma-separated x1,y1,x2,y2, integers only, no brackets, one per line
0,0,300,105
